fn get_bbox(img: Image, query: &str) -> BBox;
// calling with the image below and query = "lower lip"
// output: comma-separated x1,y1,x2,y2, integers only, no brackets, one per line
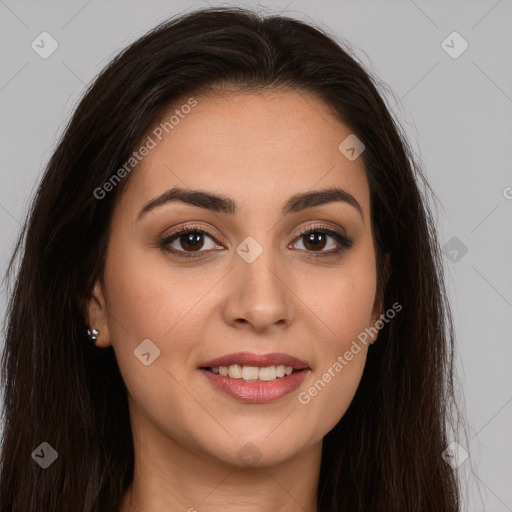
200,368,309,403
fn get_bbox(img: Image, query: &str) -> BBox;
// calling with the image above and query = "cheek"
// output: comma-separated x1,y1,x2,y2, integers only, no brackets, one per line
300,350,367,415
101,244,215,444
101,238,213,374
294,244,377,434
296,292,372,440
300,244,378,347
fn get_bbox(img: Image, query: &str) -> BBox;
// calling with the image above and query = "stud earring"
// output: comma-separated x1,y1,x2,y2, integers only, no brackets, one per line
86,328,100,345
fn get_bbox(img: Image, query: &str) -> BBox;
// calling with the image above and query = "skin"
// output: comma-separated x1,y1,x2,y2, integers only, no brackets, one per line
87,88,387,512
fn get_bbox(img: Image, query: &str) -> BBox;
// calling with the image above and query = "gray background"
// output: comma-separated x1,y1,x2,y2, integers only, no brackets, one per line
1,0,511,510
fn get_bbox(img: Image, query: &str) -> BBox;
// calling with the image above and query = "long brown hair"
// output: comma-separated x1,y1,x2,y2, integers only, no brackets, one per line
1,6,463,511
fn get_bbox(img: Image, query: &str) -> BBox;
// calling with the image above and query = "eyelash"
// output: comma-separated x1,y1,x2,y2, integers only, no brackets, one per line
159,223,353,260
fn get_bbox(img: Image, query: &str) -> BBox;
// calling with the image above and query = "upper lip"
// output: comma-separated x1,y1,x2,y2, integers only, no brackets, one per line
200,352,309,370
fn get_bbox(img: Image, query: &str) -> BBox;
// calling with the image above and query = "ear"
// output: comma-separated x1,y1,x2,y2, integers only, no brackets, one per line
369,253,391,343
83,278,111,348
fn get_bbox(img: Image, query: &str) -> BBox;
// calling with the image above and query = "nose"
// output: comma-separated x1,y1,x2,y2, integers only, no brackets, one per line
220,245,295,333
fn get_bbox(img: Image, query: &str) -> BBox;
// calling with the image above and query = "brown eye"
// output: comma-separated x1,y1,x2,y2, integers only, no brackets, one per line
160,226,222,258
302,231,328,251
291,226,353,258
177,231,205,251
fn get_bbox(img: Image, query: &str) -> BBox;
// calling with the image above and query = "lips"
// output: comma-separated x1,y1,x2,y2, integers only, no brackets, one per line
200,351,309,370
199,351,310,403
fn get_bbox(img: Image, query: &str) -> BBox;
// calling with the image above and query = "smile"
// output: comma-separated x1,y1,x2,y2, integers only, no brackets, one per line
199,352,310,402
207,364,294,381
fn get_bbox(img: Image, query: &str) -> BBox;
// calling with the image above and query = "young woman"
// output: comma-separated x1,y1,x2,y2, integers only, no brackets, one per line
0,6,463,511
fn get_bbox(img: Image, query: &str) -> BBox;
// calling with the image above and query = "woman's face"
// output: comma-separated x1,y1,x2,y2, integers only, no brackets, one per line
88,89,384,468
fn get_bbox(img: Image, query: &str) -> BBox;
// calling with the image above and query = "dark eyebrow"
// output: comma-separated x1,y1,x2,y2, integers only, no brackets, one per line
137,186,364,221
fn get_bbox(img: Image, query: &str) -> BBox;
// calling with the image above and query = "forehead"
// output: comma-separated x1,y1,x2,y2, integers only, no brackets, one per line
119,89,370,218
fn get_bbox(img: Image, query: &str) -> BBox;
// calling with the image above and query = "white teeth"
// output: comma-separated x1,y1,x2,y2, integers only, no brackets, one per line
258,366,277,381
228,364,242,379
241,366,259,380
211,364,297,381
